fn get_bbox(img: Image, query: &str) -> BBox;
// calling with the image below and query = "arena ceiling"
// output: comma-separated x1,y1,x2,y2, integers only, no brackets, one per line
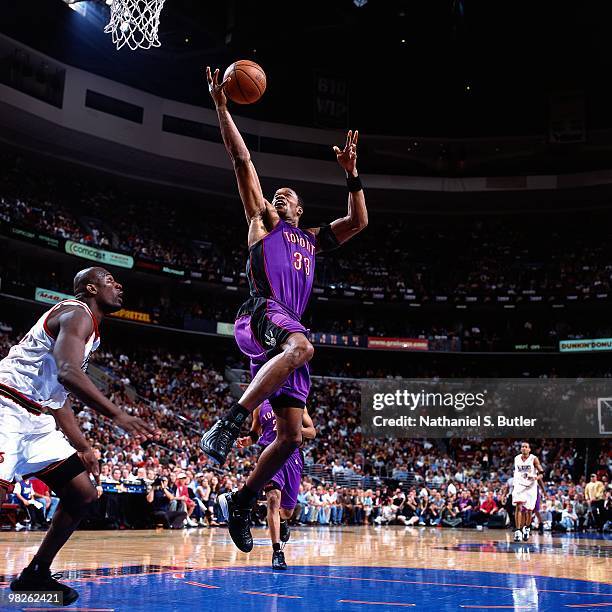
4,1,612,138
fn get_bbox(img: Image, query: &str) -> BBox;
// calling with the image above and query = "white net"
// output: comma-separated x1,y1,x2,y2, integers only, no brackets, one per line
104,0,166,51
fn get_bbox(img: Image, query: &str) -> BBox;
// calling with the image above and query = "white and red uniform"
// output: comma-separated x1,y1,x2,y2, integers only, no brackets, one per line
512,453,539,511
0,300,99,489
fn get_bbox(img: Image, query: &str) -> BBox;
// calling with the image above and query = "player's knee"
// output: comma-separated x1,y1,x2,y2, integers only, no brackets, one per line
82,487,99,507
277,430,302,453
267,489,281,509
63,485,98,514
285,337,314,368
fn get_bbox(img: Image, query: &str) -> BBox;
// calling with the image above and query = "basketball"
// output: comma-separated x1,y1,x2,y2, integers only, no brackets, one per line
223,60,267,104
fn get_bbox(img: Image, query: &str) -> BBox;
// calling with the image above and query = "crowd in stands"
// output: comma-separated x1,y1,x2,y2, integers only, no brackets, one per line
1,326,610,533
3,151,612,305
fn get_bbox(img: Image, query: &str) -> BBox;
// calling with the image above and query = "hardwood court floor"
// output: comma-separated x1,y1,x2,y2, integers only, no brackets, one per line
1,526,610,611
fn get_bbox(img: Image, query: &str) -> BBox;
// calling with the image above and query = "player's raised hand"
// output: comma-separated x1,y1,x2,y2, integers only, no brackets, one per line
333,130,359,175
206,66,231,108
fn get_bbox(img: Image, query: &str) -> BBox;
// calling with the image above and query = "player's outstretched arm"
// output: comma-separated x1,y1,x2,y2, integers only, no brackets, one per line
52,399,100,480
311,130,368,251
301,407,316,440
206,67,279,234
52,308,154,438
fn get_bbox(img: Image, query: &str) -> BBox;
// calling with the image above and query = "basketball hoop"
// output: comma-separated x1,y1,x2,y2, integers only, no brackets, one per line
104,0,166,51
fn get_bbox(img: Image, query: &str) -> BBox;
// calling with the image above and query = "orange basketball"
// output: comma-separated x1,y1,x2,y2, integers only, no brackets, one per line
223,60,267,105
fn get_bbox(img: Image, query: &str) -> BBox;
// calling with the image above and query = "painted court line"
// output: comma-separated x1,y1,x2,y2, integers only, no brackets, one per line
215,568,612,597
339,600,415,607
565,604,612,608
184,580,221,589
460,607,535,609
241,590,303,599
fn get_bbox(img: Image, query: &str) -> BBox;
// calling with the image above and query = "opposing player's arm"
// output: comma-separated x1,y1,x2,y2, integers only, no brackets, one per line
309,130,368,252
533,456,544,475
206,67,279,237
52,307,154,438
236,406,262,447
537,475,546,495
52,398,88,452
52,398,100,480
301,407,316,440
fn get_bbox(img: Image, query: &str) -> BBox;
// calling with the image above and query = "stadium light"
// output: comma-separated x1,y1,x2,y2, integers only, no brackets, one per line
353,0,367,7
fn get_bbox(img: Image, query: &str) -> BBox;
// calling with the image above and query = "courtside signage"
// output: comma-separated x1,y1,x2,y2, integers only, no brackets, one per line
65,241,134,269
217,322,235,336
559,338,612,352
35,288,72,305
110,309,152,323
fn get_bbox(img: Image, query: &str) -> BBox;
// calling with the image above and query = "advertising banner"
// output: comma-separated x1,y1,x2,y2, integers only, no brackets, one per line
35,287,72,305
217,322,235,336
109,309,153,324
368,337,429,351
65,241,133,269
559,338,612,352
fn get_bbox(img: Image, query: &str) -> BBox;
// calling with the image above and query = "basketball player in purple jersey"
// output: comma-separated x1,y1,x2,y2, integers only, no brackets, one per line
200,67,367,551
237,401,316,569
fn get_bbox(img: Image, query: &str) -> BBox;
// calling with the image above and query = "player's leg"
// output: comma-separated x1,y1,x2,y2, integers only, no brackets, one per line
237,334,313,410
201,333,311,462
218,404,303,552
200,301,313,464
522,509,533,540
11,455,96,605
279,508,293,541
514,501,524,541
245,406,303,493
266,487,283,546
265,487,289,571
277,450,301,548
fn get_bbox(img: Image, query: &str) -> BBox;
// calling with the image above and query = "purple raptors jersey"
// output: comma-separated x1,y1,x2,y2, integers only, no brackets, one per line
246,220,316,319
258,400,277,447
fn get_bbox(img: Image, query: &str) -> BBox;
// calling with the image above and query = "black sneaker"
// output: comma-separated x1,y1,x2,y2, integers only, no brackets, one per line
272,550,288,571
280,520,291,543
199,419,241,464
10,566,79,606
218,492,253,552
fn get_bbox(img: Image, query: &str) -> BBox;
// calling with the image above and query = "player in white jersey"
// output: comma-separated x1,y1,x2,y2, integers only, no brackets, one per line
0,267,154,605
512,441,543,542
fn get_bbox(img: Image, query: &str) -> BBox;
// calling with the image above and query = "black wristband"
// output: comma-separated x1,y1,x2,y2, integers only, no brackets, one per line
249,430,259,444
346,174,363,192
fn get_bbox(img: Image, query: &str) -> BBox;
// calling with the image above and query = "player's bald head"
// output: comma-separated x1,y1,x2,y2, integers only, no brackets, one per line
73,267,109,297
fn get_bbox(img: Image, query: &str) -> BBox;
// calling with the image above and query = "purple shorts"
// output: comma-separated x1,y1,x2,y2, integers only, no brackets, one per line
235,298,310,407
265,449,304,510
